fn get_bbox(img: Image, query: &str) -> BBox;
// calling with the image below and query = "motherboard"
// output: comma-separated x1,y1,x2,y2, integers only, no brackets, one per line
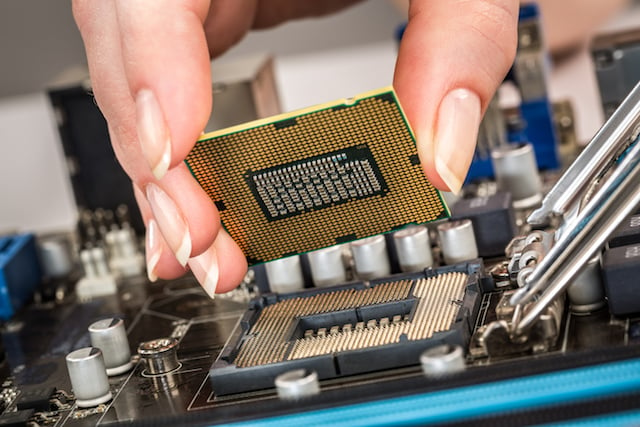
2,4,640,426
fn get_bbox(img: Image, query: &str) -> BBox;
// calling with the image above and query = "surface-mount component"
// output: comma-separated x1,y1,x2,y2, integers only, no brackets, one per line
0,409,34,427
15,386,55,412
592,27,640,118
608,214,640,248
210,262,483,395
451,192,517,257
186,88,449,264
602,244,640,316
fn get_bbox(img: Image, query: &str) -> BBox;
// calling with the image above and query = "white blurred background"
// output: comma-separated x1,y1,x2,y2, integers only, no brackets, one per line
0,0,639,234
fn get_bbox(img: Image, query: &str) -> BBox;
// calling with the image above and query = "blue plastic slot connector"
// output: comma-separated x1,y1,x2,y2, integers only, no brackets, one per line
215,358,640,427
0,234,41,320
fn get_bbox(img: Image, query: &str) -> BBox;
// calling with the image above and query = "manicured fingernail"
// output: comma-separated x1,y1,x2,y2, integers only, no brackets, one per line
145,219,161,282
136,89,171,180
434,88,481,194
145,183,191,267
188,245,219,298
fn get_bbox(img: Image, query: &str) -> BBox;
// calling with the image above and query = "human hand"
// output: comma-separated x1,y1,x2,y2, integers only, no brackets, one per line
394,0,518,194
72,0,517,296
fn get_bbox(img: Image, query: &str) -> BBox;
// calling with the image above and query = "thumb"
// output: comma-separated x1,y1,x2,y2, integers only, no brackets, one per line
394,0,518,193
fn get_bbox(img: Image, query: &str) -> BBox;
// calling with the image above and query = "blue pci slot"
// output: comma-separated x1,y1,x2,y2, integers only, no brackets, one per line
541,410,640,427
217,357,640,427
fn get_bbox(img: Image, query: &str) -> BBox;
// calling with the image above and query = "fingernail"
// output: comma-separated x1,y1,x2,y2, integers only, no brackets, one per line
434,88,481,194
145,183,191,267
188,245,219,298
136,89,171,180
145,219,162,282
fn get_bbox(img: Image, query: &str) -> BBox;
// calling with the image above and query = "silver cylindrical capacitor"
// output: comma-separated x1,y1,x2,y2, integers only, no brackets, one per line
38,238,73,278
393,225,433,272
308,245,347,287
437,220,479,265
275,369,320,400
350,235,391,280
66,347,113,408
490,143,543,209
420,344,465,378
567,256,606,314
89,318,133,376
265,255,305,293
138,337,180,375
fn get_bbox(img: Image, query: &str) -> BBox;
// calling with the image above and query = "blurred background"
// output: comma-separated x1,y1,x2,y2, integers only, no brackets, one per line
1,0,639,234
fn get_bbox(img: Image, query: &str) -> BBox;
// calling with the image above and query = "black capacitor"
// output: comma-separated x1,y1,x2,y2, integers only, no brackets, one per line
602,244,640,316
451,191,517,257
608,214,640,248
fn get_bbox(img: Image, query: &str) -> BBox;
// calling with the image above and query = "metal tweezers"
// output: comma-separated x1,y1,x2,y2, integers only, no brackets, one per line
508,81,640,336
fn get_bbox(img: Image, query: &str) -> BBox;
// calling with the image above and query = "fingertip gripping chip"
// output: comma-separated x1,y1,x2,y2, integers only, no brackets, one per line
186,88,449,265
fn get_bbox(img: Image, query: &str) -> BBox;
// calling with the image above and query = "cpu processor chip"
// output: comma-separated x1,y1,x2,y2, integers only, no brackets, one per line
186,88,449,265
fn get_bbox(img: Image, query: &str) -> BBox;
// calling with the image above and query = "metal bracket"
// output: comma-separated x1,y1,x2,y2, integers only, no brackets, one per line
508,81,640,336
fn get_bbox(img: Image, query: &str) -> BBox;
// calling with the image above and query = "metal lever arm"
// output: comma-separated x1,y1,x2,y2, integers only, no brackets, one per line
527,81,640,225
511,133,640,335
508,81,640,336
